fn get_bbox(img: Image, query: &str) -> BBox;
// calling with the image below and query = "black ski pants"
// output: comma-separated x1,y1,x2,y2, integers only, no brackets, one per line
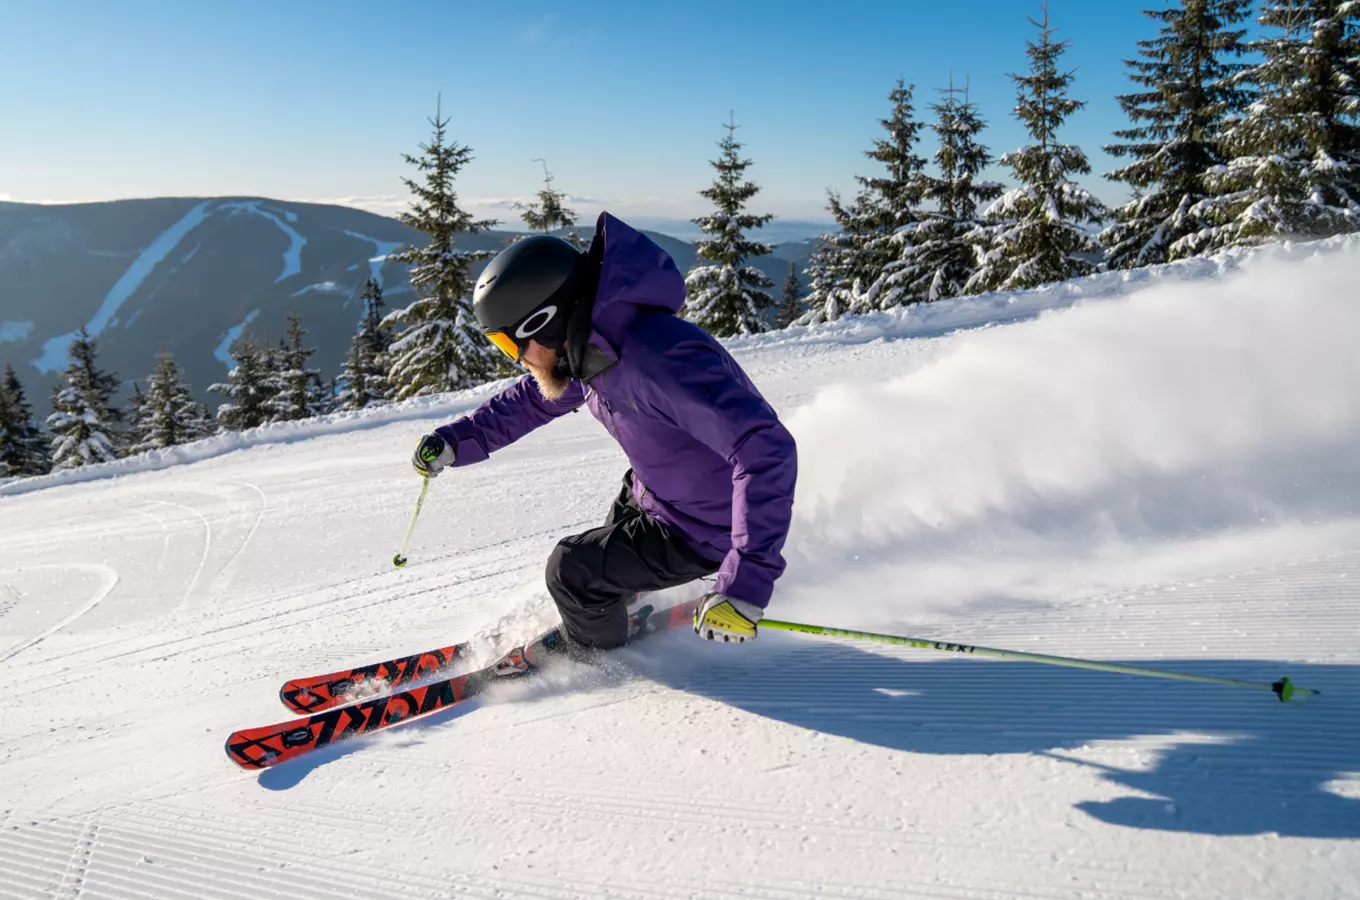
546,470,720,649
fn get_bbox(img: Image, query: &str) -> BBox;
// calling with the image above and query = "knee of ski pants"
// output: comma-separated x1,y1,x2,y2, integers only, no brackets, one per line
545,536,630,650
545,535,605,605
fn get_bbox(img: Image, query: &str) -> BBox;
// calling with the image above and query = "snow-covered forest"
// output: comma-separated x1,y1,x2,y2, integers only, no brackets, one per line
3,1,1356,482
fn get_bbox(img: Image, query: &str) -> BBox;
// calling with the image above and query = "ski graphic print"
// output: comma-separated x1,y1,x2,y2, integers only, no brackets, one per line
278,595,661,714
279,642,467,715
227,600,699,771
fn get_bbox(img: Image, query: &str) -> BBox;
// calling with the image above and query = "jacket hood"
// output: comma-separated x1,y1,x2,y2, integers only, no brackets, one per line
565,212,686,381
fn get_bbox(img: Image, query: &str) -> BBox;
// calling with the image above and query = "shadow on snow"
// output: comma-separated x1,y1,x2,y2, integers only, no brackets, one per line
251,629,1358,840
643,636,1359,839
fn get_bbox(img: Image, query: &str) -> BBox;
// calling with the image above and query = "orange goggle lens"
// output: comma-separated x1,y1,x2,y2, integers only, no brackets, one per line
486,331,521,361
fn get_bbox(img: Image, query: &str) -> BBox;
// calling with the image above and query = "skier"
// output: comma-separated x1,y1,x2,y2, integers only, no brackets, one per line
411,213,797,650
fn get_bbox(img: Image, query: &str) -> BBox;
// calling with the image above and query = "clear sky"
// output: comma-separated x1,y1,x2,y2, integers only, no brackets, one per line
2,0,1204,237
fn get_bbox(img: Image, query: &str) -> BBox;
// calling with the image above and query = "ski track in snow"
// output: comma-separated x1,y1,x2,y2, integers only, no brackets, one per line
0,564,119,663
0,236,1358,899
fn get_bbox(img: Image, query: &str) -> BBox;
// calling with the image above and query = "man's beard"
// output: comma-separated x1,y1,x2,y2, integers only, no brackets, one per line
524,357,571,401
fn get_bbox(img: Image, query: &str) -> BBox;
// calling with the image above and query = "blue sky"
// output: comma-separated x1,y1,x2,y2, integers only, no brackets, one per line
3,0,1204,238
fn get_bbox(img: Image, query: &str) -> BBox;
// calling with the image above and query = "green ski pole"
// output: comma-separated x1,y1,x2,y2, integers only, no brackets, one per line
759,618,1321,702
392,476,429,568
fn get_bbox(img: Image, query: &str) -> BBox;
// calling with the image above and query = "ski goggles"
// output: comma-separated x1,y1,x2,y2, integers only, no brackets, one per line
484,303,562,363
485,329,525,362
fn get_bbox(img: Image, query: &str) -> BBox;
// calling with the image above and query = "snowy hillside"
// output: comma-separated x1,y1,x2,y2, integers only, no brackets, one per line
1,236,1357,899
0,199,810,418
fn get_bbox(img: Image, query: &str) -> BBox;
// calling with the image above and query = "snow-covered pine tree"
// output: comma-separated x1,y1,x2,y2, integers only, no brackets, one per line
775,260,805,329
685,116,776,337
337,278,394,411
0,363,50,477
966,5,1107,292
383,101,499,400
794,224,854,326
131,352,212,452
514,159,582,247
127,382,148,448
874,79,1004,302
209,336,274,431
45,328,123,471
848,80,932,313
320,376,339,416
1101,0,1254,268
268,314,326,422
1187,1,1360,251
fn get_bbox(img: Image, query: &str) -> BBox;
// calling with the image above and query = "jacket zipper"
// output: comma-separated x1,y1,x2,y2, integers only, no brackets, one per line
592,372,621,440
590,374,649,507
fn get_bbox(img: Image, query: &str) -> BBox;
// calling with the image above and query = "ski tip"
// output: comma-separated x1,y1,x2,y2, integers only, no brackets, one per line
278,682,304,716
224,732,268,771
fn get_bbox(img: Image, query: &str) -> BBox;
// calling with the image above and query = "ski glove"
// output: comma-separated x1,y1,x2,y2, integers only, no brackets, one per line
412,433,455,478
693,592,763,643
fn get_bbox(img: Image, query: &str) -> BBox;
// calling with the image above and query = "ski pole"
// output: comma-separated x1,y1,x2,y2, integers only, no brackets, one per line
392,476,429,568
759,618,1321,702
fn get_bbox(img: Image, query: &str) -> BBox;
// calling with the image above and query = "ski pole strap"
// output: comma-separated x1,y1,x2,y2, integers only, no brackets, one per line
758,618,1321,702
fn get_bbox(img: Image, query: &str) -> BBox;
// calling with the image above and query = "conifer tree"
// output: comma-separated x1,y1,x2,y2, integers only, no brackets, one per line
320,376,339,415
794,225,854,327
848,80,932,312
876,79,1004,302
337,279,394,410
1101,0,1255,267
1188,1,1360,251
775,260,805,328
0,364,50,477
45,328,123,471
209,337,274,431
685,116,777,337
127,382,148,446
966,6,1106,292
383,100,499,399
514,159,581,247
268,314,326,422
131,352,212,452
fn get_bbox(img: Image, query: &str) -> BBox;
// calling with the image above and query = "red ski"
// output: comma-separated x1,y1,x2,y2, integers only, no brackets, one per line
227,600,699,771
279,596,659,714
279,642,467,715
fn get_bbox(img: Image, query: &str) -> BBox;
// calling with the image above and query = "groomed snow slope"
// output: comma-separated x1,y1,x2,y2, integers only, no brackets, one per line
1,237,1357,899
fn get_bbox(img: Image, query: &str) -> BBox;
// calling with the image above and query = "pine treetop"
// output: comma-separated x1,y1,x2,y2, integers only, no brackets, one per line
385,99,504,396
965,5,1106,294
209,336,275,432
860,79,931,222
45,329,122,471
516,159,579,238
132,352,212,452
1100,0,1256,267
927,80,1004,222
686,116,776,338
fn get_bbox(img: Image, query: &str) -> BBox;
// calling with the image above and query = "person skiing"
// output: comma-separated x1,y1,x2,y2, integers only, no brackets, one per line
410,212,797,650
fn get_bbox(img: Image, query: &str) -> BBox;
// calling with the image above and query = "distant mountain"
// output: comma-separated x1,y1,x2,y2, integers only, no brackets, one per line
0,198,819,415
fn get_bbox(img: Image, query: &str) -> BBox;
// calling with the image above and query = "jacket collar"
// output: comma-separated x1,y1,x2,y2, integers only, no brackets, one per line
562,231,618,383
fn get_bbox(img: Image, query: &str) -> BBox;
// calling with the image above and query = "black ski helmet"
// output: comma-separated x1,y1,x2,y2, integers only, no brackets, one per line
473,235,582,360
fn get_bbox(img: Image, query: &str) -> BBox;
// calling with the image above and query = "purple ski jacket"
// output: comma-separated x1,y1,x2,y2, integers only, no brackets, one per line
435,213,797,607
